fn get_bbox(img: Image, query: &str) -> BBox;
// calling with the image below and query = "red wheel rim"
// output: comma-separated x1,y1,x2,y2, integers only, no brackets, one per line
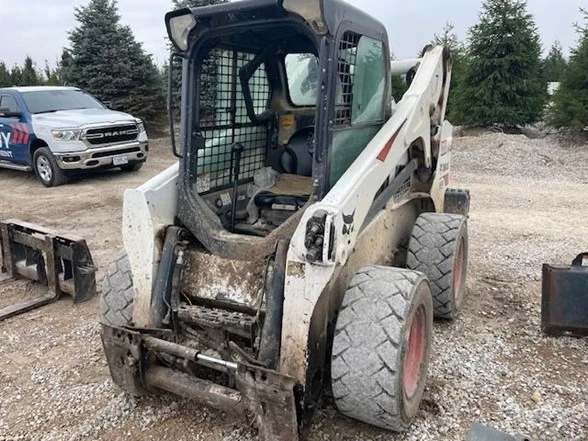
454,239,464,305
403,305,426,399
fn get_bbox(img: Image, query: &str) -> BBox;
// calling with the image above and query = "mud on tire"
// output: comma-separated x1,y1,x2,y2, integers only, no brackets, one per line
407,213,468,320
331,266,433,432
100,250,134,327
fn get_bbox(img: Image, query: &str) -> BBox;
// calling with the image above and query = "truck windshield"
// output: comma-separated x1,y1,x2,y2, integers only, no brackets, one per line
22,90,104,114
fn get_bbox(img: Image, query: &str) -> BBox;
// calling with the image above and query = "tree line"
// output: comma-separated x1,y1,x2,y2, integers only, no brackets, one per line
1,0,586,133
0,0,225,133
429,0,587,132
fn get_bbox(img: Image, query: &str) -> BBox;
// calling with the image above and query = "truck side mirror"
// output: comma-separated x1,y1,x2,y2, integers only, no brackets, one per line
0,110,22,119
102,101,112,109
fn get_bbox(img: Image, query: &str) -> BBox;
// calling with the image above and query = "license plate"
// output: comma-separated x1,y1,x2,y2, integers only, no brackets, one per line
113,155,129,166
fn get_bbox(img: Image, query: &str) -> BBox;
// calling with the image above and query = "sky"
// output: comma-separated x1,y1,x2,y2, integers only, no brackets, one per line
0,0,584,70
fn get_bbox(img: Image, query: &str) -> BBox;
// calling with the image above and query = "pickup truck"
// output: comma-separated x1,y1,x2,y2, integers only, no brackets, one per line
0,86,148,187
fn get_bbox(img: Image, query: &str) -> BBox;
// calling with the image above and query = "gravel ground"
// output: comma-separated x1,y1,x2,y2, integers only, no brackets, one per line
0,133,587,441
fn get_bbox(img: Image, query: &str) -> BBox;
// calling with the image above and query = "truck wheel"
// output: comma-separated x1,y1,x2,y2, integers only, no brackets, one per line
120,162,143,172
100,250,134,327
407,213,468,320
331,266,433,432
33,147,68,187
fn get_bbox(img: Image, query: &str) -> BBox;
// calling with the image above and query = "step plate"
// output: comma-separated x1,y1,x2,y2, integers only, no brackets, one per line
177,304,256,340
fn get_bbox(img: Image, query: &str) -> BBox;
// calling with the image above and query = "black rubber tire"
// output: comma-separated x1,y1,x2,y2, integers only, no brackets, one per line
331,266,433,432
120,162,144,172
33,147,68,187
100,250,134,327
407,213,468,320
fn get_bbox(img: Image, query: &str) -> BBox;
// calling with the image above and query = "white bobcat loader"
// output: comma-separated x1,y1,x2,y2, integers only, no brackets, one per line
100,0,470,439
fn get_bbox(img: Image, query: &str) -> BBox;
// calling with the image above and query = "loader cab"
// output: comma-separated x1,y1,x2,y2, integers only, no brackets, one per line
166,0,391,254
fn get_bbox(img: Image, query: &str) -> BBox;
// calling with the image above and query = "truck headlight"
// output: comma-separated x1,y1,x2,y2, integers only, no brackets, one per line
52,129,81,142
137,121,146,134
165,9,197,52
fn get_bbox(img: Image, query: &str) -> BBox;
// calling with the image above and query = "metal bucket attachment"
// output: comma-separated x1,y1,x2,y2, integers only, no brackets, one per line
0,220,96,321
467,423,532,441
541,253,588,337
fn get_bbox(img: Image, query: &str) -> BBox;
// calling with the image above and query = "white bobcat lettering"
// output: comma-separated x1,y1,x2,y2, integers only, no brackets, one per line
0,131,10,149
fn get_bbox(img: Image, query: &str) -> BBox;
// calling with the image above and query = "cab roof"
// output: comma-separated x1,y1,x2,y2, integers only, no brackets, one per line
0,86,80,93
179,0,387,41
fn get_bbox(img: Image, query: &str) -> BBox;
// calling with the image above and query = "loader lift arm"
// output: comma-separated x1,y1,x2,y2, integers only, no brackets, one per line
281,44,452,384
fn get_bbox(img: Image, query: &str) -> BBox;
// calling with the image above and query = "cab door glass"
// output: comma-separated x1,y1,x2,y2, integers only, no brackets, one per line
330,33,386,187
351,37,386,124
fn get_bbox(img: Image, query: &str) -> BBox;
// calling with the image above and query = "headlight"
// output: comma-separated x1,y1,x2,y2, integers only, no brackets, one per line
137,121,146,134
51,129,81,142
166,10,197,52
282,0,327,34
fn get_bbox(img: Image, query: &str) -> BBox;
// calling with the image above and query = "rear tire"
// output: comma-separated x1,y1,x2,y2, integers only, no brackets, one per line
120,162,144,172
407,213,468,320
100,250,134,327
331,266,433,432
33,147,68,187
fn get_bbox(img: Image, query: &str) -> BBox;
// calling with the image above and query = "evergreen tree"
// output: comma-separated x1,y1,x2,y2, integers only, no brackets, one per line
60,49,74,86
44,60,62,86
10,65,23,86
172,0,226,9
390,53,408,101
63,0,166,130
431,22,469,122
542,41,567,82
0,62,11,87
455,0,546,127
547,9,588,130
21,56,40,86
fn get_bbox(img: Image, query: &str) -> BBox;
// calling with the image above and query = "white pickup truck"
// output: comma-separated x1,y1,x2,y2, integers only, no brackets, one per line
0,86,149,186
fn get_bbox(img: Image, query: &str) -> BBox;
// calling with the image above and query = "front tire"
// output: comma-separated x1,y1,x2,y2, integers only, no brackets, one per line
33,147,68,187
331,266,433,432
100,250,134,327
407,213,468,320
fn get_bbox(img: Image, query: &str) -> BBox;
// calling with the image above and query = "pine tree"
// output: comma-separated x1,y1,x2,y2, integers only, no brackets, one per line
455,0,546,127
547,9,588,130
542,41,567,82
59,49,74,86
431,22,469,122
63,0,166,130
44,60,62,86
172,0,226,9
21,56,40,86
0,62,11,87
10,65,23,86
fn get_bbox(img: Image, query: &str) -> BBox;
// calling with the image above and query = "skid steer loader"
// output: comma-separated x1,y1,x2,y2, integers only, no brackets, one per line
100,1,470,439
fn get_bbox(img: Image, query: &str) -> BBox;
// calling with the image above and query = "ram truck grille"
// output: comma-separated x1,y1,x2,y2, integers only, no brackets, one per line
84,124,138,146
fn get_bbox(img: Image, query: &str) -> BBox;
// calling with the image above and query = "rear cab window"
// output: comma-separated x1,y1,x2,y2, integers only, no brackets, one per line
285,53,319,107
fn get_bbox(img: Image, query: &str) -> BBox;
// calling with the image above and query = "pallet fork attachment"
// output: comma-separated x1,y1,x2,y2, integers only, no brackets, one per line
0,220,96,321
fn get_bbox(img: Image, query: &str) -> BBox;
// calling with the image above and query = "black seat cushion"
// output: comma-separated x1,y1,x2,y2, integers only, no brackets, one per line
280,130,313,176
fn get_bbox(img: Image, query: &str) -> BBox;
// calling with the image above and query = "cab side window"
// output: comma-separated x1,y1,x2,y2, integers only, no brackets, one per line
330,32,386,187
0,95,20,114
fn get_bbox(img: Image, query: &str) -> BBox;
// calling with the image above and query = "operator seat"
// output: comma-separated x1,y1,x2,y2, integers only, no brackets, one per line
279,129,313,177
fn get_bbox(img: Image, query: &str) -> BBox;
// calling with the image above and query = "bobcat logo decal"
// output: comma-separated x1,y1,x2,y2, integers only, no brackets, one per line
342,210,356,236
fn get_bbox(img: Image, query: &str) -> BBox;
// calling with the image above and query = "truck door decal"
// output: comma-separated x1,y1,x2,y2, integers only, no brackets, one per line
11,123,30,144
